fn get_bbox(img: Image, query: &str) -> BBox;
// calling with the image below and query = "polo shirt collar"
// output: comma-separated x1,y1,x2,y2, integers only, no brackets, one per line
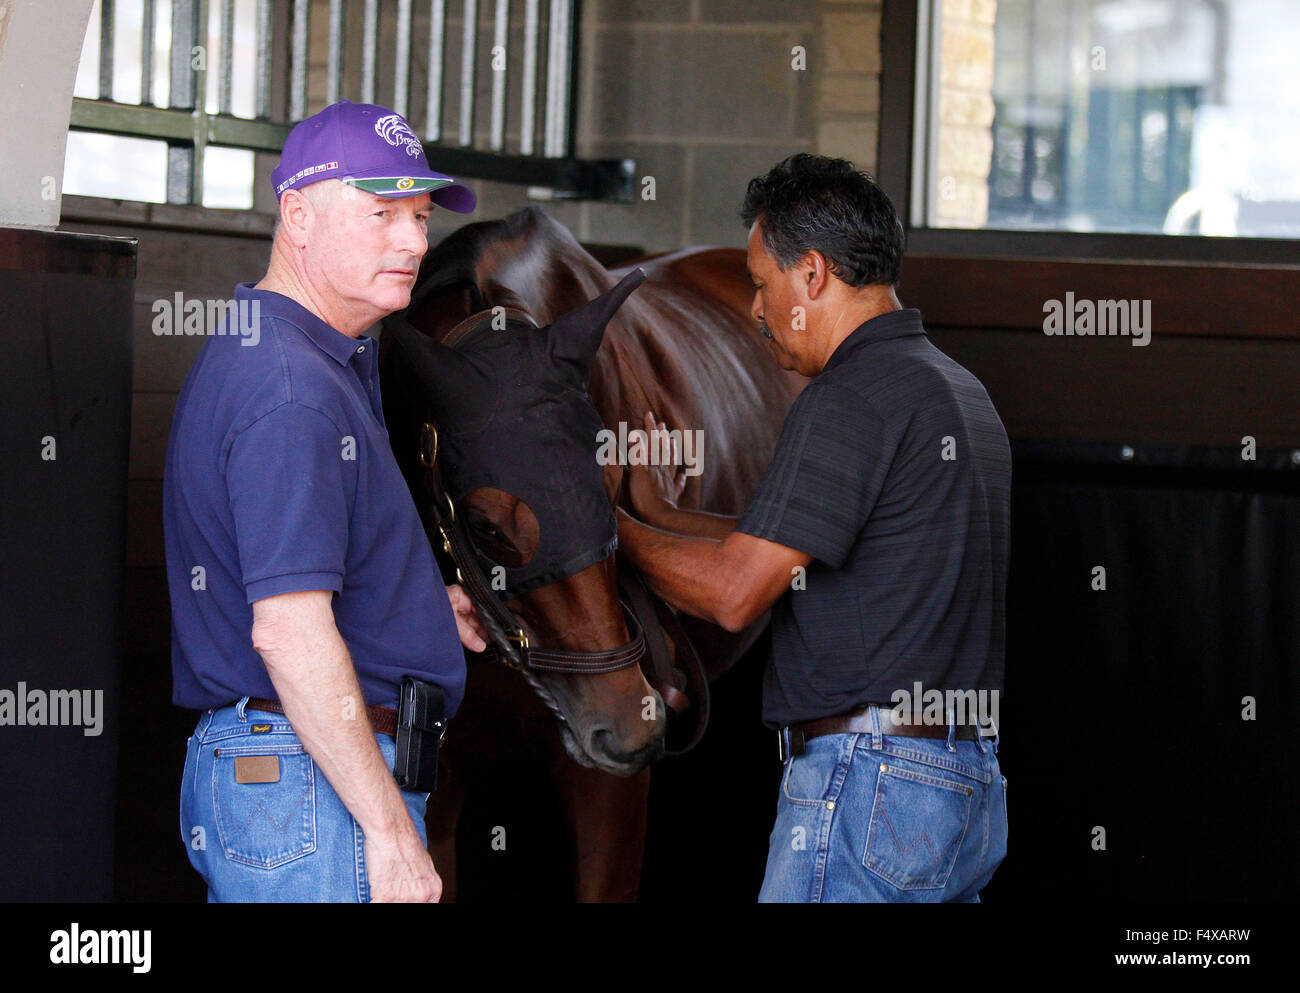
823,308,926,372
234,282,368,367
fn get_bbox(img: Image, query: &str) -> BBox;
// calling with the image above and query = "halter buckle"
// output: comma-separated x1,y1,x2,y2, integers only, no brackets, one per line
420,422,439,467
497,627,530,669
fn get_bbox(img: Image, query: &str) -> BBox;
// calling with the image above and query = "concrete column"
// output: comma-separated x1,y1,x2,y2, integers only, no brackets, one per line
0,0,97,229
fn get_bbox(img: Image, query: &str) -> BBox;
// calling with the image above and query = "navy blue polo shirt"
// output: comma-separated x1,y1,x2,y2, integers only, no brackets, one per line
163,283,466,714
736,308,1011,728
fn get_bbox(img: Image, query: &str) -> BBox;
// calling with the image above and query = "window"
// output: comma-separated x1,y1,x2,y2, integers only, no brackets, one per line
66,0,629,210
911,0,1300,239
70,0,255,206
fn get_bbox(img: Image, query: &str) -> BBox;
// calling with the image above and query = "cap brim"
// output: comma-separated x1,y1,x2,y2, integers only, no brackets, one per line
342,175,476,212
429,184,478,214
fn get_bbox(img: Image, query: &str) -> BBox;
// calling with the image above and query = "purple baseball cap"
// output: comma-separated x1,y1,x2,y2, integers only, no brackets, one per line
271,100,476,212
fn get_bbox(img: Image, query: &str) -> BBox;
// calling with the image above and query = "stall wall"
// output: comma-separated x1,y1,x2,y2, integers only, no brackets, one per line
0,227,135,900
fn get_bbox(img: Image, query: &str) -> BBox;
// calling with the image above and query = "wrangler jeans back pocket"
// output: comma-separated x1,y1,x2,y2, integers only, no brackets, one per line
862,762,974,890
211,743,317,869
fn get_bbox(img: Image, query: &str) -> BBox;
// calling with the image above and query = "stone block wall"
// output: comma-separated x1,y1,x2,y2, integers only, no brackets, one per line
933,0,996,227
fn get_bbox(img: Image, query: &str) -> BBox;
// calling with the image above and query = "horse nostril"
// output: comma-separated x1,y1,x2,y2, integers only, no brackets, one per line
588,723,665,767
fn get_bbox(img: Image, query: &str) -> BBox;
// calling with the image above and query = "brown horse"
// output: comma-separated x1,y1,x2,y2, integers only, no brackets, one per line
379,206,805,900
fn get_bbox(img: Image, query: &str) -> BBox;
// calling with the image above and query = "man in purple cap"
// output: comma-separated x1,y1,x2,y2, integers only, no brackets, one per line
164,101,485,902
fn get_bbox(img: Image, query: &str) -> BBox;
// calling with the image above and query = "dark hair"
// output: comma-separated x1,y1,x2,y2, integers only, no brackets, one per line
740,154,905,288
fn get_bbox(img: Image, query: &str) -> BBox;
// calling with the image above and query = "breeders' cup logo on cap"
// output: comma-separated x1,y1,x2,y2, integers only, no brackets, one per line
375,114,423,157
397,177,416,190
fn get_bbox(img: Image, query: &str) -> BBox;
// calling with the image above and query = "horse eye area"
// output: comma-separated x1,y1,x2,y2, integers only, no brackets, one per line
463,487,540,568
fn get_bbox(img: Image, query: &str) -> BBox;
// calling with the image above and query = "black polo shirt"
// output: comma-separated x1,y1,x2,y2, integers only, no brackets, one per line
735,308,1010,728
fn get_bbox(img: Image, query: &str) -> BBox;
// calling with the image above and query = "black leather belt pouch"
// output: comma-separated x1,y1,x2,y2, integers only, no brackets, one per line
393,676,445,793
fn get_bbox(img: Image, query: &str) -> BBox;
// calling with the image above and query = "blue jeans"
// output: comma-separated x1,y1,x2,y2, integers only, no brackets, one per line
758,707,1008,902
179,697,429,902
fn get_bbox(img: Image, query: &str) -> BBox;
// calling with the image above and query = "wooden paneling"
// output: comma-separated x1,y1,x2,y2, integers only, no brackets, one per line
902,255,1300,338
904,254,1300,447
929,326,1300,448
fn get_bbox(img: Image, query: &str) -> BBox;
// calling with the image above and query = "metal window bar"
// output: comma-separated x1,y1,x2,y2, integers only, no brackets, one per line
218,0,234,116
362,0,378,104
395,0,413,118
168,0,205,203
290,0,309,122
327,0,345,108
544,0,571,158
459,0,478,147
69,0,634,205
489,0,509,152
520,0,539,155
426,0,447,141
98,0,115,101
141,0,156,106
256,0,273,118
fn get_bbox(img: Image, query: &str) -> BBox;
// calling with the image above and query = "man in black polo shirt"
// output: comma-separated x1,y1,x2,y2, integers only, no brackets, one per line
617,154,1010,902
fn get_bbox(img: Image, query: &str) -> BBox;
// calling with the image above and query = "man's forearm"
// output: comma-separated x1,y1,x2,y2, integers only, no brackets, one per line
255,618,417,842
619,511,735,624
638,500,738,542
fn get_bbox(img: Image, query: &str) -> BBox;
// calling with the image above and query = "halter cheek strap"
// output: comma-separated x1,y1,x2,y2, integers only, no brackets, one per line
421,420,646,675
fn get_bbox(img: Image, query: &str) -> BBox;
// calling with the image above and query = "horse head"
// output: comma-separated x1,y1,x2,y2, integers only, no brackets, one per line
380,208,668,776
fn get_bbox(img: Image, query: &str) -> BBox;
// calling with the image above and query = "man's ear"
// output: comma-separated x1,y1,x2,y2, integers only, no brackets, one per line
801,249,831,301
279,189,311,248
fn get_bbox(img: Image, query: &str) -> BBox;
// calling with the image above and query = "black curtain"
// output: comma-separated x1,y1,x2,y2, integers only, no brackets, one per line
995,440,1300,901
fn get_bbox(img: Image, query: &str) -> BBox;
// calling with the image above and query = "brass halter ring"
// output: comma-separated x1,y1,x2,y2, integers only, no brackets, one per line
420,422,439,467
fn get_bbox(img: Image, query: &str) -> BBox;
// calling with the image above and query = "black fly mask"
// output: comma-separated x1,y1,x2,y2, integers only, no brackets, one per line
384,268,646,599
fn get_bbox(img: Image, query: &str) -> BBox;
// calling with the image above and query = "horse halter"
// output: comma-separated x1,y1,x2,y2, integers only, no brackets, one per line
416,305,647,677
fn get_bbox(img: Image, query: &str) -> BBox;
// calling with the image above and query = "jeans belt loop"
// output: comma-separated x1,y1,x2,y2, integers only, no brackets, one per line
869,703,883,751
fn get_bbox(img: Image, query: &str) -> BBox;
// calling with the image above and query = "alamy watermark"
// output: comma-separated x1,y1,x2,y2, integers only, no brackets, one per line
888,682,999,737
1043,292,1151,347
152,292,261,346
50,924,150,973
0,683,104,736
595,421,704,477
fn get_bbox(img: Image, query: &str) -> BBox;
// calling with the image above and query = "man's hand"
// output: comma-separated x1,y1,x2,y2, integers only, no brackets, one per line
365,831,442,903
627,410,687,522
252,590,442,904
446,583,488,652
617,515,811,632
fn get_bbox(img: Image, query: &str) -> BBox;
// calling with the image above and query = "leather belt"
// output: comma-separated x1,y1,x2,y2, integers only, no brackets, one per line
779,703,986,761
244,697,399,739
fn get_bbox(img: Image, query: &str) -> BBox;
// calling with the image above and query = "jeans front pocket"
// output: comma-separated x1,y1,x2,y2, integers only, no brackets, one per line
862,762,974,890
211,743,317,869
781,737,845,808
